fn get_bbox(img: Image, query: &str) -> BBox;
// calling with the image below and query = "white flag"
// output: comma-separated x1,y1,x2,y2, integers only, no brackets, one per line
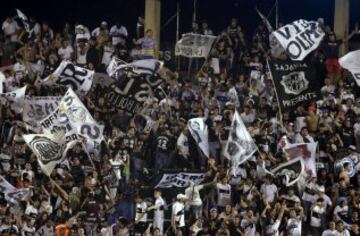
187,117,209,157
42,61,94,95
155,172,205,188
175,33,216,58
0,175,30,205
23,96,61,132
224,111,257,168
339,50,360,86
284,142,317,177
16,9,32,35
58,88,104,156
271,19,325,61
255,8,273,32
23,133,78,176
0,86,27,113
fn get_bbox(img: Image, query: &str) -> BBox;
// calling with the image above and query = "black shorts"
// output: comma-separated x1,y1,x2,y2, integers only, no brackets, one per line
134,222,148,233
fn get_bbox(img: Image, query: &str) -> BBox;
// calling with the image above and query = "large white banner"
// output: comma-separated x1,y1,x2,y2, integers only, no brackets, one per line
0,175,30,205
58,88,104,156
23,133,79,176
42,61,94,95
284,142,318,177
0,86,27,113
175,33,216,58
339,50,360,87
224,111,257,170
271,19,325,61
155,172,205,188
23,96,61,132
107,58,164,78
187,117,209,158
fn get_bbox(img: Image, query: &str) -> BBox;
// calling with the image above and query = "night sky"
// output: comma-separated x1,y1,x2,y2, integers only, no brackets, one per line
1,0,360,42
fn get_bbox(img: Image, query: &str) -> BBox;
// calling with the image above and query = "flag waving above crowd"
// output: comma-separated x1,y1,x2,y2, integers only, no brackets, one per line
42,61,94,96
268,59,321,111
339,49,360,87
187,117,209,158
271,19,325,61
175,33,216,58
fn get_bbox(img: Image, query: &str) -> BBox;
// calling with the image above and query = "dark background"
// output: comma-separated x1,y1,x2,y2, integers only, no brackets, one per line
1,0,360,42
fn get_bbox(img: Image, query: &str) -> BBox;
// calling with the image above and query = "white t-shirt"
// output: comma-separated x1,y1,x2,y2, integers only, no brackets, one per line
2,20,19,41
310,205,325,227
185,185,204,206
313,194,332,210
177,133,189,157
110,25,128,46
286,218,302,236
216,183,231,207
321,229,338,236
154,197,165,220
135,201,148,222
172,201,185,227
101,46,114,66
58,46,74,60
260,183,278,203
265,219,280,236
336,229,351,236
241,218,256,236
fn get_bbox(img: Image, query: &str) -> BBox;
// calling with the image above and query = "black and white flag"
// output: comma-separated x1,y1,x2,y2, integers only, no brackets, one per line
284,142,317,177
58,88,104,156
339,50,360,87
267,156,305,186
107,60,163,115
268,59,321,111
23,96,61,132
16,9,34,38
175,33,216,58
23,133,78,176
271,19,325,61
0,86,27,113
0,175,30,205
42,61,94,95
187,117,209,158
155,172,205,188
224,111,257,171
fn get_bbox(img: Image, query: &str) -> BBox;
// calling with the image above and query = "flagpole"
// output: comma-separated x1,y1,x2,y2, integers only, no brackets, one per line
266,59,284,128
176,0,181,71
275,0,279,29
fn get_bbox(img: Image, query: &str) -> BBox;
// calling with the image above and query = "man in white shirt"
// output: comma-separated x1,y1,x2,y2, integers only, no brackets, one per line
322,221,338,236
110,23,128,46
148,189,165,235
2,17,19,42
171,194,187,234
58,40,74,60
265,202,286,236
260,176,278,204
185,182,204,219
134,194,148,235
215,175,231,211
310,198,326,235
286,209,302,236
91,21,109,37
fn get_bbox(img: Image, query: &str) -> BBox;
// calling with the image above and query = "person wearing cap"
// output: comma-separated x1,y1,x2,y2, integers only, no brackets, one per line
171,194,187,234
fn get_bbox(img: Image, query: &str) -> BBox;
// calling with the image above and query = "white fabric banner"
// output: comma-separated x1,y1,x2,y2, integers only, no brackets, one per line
155,172,205,188
268,156,305,186
16,9,32,35
271,19,325,61
0,86,27,113
224,111,257,170
23,96,61,132
42,61,94,95
284,142,318,177
107,57,164,78
175,33,216,58
58,88,104,156
23,133,78,176
187,117,209,158
0,175,30,205
339,50,360,86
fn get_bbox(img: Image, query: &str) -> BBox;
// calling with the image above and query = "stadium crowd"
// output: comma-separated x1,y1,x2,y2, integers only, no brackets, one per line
0,9,360,236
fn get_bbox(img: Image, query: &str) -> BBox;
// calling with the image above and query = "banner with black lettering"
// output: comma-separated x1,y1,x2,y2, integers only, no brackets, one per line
268,59,321,111
42,61,94,95
271,19,325,61
23,133,79,176
0,175,30,205
58,88,104,156
339,50,360,87
0,86,27,113
107,65,163,115
155,172,205,188
175,33,216,58
23,96,61,132
224,111,257,171
187,117,209,158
